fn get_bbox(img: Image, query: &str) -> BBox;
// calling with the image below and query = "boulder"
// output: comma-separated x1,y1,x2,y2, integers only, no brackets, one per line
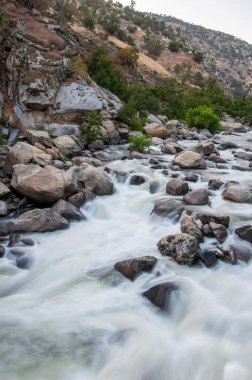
11,164,77,205
233,152,252,161
26,130,53,148
235,225,252,244
52,199,85,221
180,213,203,241
0,245,5,257
130,175,146,185
208,154,226,163
68,192,84,208
173,150,206,170
199,250,217,267
196,211,230,228
12,208,69,233
209,222,228,244
222,185,252,204
5,142,51,173
161,140,182,155
152,198,184,219
53,135,81,157
184,189,209,205
143,282,179,311
0,182,11,198
102,120,120,144
208,179,223,190
147,114,162,124
166,178,189,196
185,173,198,182
157,233,200,265
114,256,157,280
73,165,114,196
144,124,168,139
72,157,101,167
166,120,179,128
190,141,217,156
0,201,9,216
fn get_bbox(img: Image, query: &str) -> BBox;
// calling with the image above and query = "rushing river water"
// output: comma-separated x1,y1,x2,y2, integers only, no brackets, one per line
1,132,252,380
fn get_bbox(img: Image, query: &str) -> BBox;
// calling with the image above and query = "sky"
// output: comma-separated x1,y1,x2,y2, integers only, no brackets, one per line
120,0,252,44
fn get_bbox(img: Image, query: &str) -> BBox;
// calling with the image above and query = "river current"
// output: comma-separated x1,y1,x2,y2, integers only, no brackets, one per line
1,132,252,380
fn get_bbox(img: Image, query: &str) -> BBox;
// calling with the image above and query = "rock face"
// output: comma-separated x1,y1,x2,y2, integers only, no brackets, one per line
114,256,157,280
53,135,81,157
143,282,179,311
184,189,209,205
152,198,184,218
144,124,168,138
12,208,69,233
11,164,76,205
74,165,114,196
5,142,52,173
166,179,189,196
157,233,201,265
173,150,207,169
52,199,85,221
222,185,252,204
235,225,252,244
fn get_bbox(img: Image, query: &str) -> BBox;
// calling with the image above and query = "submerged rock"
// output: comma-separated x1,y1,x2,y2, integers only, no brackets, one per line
52,199,85,221
130,175,146,185
114,256,157,280
209,222,228,244
152,198,184,219
143,282,179,311
235,225,252,244
157,233,200,265
184,189,209,205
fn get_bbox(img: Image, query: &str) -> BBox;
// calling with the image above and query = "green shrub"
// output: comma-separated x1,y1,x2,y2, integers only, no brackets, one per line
169,41,182,53
118,97,138,123
0,10,5,29
127,25,137,33
185,105,220,132
129,134,151,152
129,117,146,132
193,51,204,64
80,111,103,141
144,36,164,58
83,13,95,29
117,47,139,66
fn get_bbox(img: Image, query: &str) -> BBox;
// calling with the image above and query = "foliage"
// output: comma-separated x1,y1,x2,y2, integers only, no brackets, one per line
144,36,164,58
67,55,89,80
80,111,103,141
129,117,146,132
0,115,7,126
169,41,182,52
0,10,5,29
228,94,252,124
54,0,78,21
118,97,138,123
117,47,139,66
185,105,220,132
0,131,6,145
129,134,151,152
174,62,192,85
193,51,204,64
127,25,137,33
82,13,95,29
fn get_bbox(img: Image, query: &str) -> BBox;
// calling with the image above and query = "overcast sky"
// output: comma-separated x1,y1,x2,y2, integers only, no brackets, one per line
120,0,252,44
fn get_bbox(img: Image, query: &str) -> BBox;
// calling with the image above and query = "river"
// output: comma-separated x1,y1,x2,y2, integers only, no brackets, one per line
1,132,252,380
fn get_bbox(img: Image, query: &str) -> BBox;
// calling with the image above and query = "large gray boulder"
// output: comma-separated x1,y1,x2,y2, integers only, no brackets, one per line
5,142,52,173
166,178,189,196
184,189,209,205
26,130,53,148
143,282,179,311
12,208,69,233
157,233,201,265
73,165,114,196
52,199,85,221
11,164,77,205
152,198,184,218
144,124,168,139
173,150,207,170
54,81,102,115
222,185,252,204
53,135,81,156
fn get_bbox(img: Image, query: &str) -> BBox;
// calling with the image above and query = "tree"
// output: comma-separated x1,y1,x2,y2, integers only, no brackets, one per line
117,47,139,67
169,41,182,52
185,105,220,133
144,36,164,58
193,51,204,64
174,62,192,85
130,0,136,10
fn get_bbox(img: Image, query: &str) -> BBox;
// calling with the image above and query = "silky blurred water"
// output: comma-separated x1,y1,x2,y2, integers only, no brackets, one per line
1,133,252,380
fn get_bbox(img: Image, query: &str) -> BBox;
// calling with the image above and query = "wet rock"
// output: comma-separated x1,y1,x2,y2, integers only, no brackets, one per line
208,179,223,190
144,124,168,139
152,198,184,219
21,238,35,246
12,208,69,233
202,224,214,237
180,213,203,241
157,233,200,265
11,164,77,205
216,163,228,170
173,150,206,170
215,247,236,264
161,141,181,154
131,151,147,159
74,165,114,196
200,250,217,267
209,222,228,244
0,245,5,257
52,199,85,221
0,182,11,198
114,256,157,280
68,192,84,208
149,157,159,165
88,140,105,151
53,135,81,157
92,151,112,162
26,130,53,148
232,165,252,172
235,225,252,244
72,157,101,167
143,282,179,311
222,185,252,204
166,179,189,196
208,154,226,163
196,211,230,228
234,152,252,161
230,243,252,263
0,201,9,216
190,140,217,156
221,141,239,149
130,175,146,185
185,173,198,182
16,255,32,270
184,189,209,205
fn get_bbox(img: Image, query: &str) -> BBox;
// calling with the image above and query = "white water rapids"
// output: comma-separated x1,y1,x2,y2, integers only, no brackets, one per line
1,133,252,380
